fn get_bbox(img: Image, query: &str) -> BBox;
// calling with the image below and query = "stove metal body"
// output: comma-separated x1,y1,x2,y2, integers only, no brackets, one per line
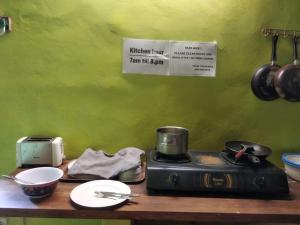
146,150,289,194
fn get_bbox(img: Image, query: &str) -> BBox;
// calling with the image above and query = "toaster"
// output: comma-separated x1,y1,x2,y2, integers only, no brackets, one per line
16,137,65,167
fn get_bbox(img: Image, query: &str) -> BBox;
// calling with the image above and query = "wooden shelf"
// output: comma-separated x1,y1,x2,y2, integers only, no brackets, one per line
1,173,300,223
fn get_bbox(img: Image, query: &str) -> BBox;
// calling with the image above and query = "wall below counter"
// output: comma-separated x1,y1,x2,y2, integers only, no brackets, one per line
1,0,300,224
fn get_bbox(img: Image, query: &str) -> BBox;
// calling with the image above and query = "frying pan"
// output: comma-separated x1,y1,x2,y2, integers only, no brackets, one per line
225,141,272,164
274,35,300,102
251,35,280,101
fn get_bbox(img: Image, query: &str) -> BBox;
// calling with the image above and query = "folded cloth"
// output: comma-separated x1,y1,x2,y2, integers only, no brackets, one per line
68,147,145,179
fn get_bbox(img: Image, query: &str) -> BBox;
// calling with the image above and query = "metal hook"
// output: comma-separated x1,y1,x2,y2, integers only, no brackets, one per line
262,28,300,39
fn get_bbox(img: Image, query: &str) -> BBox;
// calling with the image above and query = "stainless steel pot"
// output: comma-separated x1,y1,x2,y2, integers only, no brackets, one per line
156,126,189,156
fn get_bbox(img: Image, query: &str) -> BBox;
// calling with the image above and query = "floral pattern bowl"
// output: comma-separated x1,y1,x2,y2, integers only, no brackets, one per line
15,167,63,198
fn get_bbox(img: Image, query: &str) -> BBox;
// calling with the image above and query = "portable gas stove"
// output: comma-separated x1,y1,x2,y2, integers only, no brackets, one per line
146,148,289,195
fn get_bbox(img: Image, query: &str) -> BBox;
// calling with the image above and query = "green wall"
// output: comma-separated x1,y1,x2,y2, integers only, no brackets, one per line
1,0,300,224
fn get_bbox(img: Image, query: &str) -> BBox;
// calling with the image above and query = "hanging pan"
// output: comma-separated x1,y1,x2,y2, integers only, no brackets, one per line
274,35,300,102
251,34,280,101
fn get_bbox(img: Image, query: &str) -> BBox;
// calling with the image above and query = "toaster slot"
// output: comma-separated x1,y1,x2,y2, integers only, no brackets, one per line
25,137,54,142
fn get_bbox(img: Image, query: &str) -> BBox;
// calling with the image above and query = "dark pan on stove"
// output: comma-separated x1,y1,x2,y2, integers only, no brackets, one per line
225,141,272,164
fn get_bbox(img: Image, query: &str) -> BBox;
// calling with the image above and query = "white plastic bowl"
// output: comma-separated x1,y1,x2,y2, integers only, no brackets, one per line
282,153,300,181
15,167,63,198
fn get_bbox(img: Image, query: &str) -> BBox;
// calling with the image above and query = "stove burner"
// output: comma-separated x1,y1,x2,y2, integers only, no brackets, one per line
194,153,226,166
152,151,191,163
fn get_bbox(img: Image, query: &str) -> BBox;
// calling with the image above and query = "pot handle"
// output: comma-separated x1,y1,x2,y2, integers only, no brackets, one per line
271,34,279,65
293,35,299,65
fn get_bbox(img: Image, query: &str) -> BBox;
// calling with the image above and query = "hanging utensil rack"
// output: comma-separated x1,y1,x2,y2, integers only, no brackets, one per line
262,28,300,38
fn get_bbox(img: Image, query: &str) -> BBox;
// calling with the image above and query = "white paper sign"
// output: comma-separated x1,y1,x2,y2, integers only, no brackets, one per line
170,41,217,76
122,38,170,75
123,38,217,77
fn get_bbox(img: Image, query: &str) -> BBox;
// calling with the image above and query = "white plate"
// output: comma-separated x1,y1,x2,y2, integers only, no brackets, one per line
70,180,131,208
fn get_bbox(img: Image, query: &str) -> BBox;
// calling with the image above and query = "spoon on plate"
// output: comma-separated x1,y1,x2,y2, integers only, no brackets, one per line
1,175,35,185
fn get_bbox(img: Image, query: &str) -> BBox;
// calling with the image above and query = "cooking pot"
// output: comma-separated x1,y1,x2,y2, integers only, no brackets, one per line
251,34,280,101
274,35,300,102
156,126,188,156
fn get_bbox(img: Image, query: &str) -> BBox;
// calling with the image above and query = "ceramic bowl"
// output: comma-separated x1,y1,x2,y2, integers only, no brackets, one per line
15,167,63,198
282,153,300,181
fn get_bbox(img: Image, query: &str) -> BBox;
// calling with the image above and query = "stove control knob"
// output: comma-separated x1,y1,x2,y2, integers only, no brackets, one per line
169,173,180,185
254,176,265,188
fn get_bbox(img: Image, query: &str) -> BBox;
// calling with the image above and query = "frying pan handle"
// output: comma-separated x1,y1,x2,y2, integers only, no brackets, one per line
235,146,255,161
271,34,279,65
293,35,299,65
234,147,246,160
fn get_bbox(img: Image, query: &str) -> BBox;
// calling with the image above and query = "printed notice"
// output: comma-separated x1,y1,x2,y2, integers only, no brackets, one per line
123,38,217,76
123,38,170,75
170,41,217,76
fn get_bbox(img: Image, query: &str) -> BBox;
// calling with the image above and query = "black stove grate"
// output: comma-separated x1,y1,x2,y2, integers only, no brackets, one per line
152,151,191,163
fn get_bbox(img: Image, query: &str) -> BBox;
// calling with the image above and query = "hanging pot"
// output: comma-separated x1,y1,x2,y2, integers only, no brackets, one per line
274,35,300,102
251,35,280,101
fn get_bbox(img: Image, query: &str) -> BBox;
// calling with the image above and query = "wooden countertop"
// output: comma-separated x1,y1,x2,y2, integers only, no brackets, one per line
0,175,300,223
